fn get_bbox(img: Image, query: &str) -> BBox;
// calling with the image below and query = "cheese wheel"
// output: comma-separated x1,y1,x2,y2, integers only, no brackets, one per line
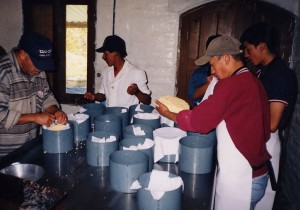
158,96,189,113
48,124,66,131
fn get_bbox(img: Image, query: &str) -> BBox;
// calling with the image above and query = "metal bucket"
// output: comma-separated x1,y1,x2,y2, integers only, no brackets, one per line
86,131,119,167
133,113,161,130
120,137,154,171
109,150,148,193
137,172,182,210
153,127,187,163
94,114,122,139
42,123,74,154
179,131,216,174
123,124,154,139
0,163,44,182
129,104,154,120
105,106,129,130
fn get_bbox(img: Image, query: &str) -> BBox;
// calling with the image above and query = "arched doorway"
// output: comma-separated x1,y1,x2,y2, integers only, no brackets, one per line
176,0,295,106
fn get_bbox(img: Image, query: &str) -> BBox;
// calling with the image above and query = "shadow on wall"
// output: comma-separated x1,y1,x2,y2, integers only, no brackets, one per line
0,45,6,58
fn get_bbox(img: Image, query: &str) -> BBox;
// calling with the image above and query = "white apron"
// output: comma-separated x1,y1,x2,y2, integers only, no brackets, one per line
211,121,252,210
201,77,218,102
255,131,280,210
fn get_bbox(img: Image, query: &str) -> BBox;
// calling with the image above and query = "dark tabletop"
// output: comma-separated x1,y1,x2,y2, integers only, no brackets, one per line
0,136,215,210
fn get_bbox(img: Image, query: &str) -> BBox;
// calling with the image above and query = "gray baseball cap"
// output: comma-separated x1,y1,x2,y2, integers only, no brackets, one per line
195,35,243,66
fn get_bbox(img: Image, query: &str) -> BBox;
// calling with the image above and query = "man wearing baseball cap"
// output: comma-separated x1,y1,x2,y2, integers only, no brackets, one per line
156,35,271,210
0,32,68,157
84,35,151,108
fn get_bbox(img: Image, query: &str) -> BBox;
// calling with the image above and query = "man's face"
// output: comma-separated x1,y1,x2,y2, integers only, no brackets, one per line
20,51,41,76
242,41,263,66
209,55,229,80
102,51,117,67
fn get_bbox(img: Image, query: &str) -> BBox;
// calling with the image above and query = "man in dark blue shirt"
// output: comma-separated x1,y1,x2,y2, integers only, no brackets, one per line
187,35,220,106
241,22,297,210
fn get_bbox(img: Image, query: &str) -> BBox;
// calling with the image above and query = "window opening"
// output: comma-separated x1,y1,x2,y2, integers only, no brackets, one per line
66,5,87,94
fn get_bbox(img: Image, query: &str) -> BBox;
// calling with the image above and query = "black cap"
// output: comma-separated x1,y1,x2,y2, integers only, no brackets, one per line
95,35,127,57
18,32,55,71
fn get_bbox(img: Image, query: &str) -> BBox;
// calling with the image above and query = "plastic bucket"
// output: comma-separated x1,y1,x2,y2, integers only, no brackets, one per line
109,150,148,193
82,103,105,115
129,104,154,120
123,124,154,139
43,153,71,177
180,171,214,199
42,123,74,154
133,113,161,130
179,131,216,174
120,137,154,171
153,162,180,176
94,114,122,139
83,103,105,130
86,131,119,167
137,172,182,210
153,127,187,163
105,106,129,129
68,114,90,143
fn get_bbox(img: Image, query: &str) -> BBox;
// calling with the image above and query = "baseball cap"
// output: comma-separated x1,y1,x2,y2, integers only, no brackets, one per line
195,35,242,66
95,35,127,56
18,32,55,71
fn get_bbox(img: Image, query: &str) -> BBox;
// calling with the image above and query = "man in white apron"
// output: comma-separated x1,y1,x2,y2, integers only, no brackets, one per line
241,23,297,210
156,35,271,210
83,35,151,108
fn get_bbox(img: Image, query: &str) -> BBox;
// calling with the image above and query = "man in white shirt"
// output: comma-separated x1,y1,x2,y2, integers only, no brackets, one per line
84,35,151,108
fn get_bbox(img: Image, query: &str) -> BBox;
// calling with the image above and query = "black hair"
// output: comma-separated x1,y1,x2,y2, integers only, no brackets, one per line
206,34,222,49
240,22,280,54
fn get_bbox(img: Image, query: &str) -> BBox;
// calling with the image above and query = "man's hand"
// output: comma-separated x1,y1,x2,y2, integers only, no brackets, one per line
155,99,178,122
54,110,68,125
127,83,138,95
84,92,95,101
155,99,170,116
35,113,56,127
207,75,213,83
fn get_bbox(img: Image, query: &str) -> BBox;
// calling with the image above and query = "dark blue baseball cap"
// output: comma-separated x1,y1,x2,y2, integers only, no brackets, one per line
18,32,55,71
95,35,127,57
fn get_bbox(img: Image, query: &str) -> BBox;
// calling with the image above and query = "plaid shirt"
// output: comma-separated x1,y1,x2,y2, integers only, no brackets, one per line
0,49,58,157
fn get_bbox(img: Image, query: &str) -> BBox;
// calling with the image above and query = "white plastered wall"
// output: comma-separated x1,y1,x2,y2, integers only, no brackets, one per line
95,0,180,105
94,0,299,107
0,0,298,112
0,0,23,52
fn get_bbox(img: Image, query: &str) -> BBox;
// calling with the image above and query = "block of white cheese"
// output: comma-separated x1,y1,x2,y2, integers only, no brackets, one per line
157,96,189,113
48,124,67,131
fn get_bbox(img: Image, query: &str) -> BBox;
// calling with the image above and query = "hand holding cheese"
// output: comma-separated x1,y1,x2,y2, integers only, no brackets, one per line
157,96,189,113
155,96,189,123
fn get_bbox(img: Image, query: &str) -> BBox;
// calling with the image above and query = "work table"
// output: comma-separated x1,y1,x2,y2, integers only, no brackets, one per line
0,136,215,210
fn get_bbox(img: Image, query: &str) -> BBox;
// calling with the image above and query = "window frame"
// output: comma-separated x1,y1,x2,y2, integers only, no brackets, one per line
23,0,96,104
54,0,96,104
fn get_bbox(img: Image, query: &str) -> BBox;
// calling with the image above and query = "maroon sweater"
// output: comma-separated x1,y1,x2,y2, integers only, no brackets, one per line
177,68,271,177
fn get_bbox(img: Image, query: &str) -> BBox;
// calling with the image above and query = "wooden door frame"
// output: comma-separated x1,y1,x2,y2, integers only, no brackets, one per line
176,0,295,104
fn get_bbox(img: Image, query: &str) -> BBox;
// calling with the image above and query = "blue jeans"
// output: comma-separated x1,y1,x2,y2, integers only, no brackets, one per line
250,173,269,210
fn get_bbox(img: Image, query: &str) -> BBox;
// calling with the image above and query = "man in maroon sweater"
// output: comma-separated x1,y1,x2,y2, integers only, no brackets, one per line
156,35,271,210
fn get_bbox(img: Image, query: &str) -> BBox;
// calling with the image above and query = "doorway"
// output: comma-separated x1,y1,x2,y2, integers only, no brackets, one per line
177,0,295,106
